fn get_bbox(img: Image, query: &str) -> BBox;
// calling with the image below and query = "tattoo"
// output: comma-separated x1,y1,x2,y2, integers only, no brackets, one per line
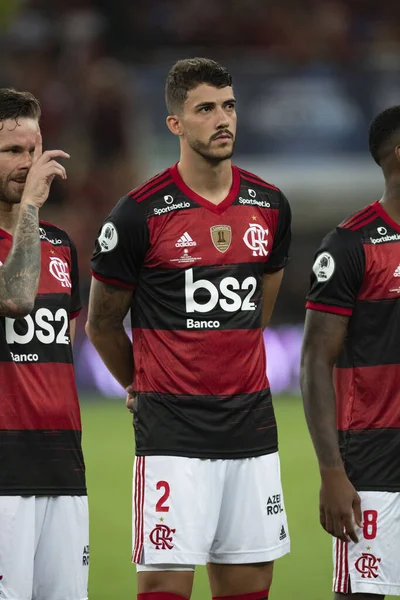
0,203,40,317
300,311,349,469
87,280,132,333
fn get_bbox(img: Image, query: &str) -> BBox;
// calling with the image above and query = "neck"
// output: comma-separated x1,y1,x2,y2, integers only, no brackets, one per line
0,200,21,235
178,147,232,201
380,179,400,225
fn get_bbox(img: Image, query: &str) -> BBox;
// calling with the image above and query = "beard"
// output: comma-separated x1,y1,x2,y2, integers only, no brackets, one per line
188,136,235,165
0,178,24,204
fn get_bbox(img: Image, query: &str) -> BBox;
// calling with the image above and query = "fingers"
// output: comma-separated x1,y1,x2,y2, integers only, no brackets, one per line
45,160,67,180
40,149,70,162
353,494,363,529
343,513,359,543
33,131,42,162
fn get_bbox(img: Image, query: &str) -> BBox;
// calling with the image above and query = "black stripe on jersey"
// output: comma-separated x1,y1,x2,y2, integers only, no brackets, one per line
129,169,169,197
131,176,174,203
0,294,74,364
232,191,280,210
0,429,86,495
336,299,400,368
134,389,277,459
339,428,400,491
39,221,72,248
237,168,279,191
350,214,378,231
341,206,375,229
133,263,264,331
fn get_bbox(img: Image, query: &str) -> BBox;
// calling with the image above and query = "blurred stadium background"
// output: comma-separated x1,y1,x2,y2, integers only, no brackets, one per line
2,1,399,598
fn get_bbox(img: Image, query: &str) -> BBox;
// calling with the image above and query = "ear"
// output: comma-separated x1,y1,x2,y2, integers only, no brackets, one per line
166,115,183,137
395,145,400,163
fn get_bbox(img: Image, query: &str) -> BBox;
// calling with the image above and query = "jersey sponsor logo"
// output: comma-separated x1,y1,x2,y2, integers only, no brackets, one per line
355,552,381,579
49,257,72,288
186,318,220,329
149,523,176,550
10,352,39,363
266,494,284,516
6,308,70,347
175,232,197,248
312,252,335,282
239,196,271,208
243,223,269,256
377,227,387,235
370,233,400,244
154,201,190,216
249,188,256,198
210,225,232,253
164,194,174,205
185,268,257,314
98,222,118,253
39,227,62,245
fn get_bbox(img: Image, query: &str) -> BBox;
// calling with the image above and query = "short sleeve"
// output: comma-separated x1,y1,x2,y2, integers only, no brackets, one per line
90,195,149,289
69,237,81,319
265,192,292,272
306,227,365,316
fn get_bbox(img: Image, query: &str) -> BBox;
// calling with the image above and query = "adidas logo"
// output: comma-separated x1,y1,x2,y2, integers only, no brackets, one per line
394,264,400,278
175,232,197,248
279,525,287,541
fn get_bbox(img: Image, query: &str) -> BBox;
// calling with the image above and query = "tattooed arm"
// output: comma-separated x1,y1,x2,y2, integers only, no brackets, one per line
0,133,69,317
85,278,134,389
300,310,362,543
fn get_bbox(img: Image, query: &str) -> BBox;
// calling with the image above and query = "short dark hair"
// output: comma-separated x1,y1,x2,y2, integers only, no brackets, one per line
165,57,233,115
0,88,41,129
369,105,400,166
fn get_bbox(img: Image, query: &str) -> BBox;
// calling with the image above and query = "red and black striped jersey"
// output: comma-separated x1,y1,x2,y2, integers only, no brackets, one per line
306,200,400,491
0,221,86,495
91,163,291,459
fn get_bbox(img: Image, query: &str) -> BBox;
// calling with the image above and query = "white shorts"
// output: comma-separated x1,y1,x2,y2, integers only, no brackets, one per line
0,496,89,600
132,452,290,566
333,491,400,596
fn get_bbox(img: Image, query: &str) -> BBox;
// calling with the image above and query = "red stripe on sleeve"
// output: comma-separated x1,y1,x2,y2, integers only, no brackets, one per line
70,310,81,320
305,302,353,316
91,270,135,290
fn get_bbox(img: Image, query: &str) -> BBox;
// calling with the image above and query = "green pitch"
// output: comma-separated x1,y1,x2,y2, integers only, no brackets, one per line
81,396,396,600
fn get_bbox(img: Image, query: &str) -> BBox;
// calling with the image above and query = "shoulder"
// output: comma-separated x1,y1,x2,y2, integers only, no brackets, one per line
235,166,289,214
128,168,176,206
39,220,74,247
339,203,379,232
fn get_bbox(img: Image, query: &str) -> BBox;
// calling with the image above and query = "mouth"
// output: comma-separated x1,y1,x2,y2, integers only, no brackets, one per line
11,178,26,185
213,132,233,142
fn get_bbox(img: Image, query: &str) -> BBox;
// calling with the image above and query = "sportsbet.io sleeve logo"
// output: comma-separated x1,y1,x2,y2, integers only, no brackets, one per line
98,222,118,253
313,252,335,282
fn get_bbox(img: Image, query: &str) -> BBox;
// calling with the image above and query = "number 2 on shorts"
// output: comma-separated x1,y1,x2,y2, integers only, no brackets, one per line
156,481,170,512
363,510,378,540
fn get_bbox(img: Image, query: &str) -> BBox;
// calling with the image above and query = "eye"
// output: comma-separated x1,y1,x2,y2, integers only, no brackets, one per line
200,106,212,113
226,103,235,110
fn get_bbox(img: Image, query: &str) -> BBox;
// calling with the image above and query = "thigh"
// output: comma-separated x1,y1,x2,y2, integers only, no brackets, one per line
133,456,225,566
333,491,400,596
207,562,273,597
0,496,35,600
210,452,290,564
33,496,89,600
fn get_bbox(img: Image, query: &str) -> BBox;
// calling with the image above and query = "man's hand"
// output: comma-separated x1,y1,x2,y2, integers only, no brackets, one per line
126,384,135,412
320,467,362,543
21,132,69,208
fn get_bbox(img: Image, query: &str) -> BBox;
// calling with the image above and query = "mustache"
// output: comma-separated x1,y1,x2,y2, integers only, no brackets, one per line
211,130,234,141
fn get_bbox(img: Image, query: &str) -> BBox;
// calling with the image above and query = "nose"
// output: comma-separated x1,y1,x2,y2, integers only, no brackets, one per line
19,151,33,170
215,106,230,129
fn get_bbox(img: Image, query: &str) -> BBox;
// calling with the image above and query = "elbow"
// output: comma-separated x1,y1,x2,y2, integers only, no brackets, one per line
2,299,35,319
85,320,96,341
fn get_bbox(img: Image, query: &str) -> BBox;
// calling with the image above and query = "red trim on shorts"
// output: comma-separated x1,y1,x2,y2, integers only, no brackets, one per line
133,456,145,563
212,591,269,600
137,594,189,600
305,302,353,316
334,540,349,594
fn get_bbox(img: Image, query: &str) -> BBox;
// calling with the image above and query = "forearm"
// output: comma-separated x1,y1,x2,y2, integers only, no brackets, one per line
300,355,344,471
0,203,40,317
86,324,134,389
